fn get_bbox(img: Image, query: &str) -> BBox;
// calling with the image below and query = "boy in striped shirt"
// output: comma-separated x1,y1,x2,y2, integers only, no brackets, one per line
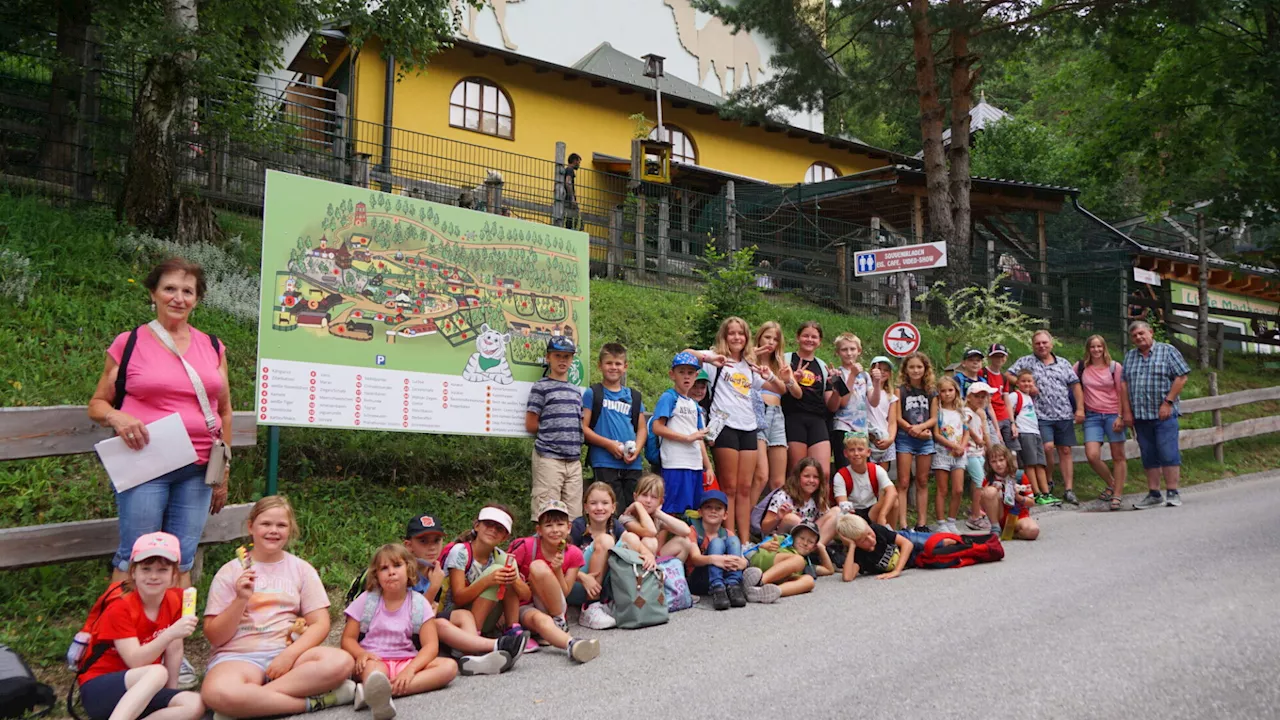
526,336,585,520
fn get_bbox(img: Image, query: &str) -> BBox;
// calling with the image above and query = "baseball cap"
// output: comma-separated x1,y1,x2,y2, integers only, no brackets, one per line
699,489,729,508
130,531,181,564
477,506,514,533
964,348,985,360
790,521,820,541
405,513,444,539
987,343,1009,357
534,498,571,522
870,355,894,368
695,368,710,382
967,381,996,395
671,351,700,369
546,335,577,354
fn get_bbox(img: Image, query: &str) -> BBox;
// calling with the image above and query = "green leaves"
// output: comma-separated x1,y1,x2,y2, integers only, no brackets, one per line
691,242,763,350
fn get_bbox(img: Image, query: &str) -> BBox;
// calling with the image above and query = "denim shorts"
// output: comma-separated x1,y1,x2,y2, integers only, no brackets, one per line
758,404,787,447
1134,417,1181,469
1084,411,1127,444
931,452,966,472
80,670,184,720
895,433,935,456
1037,418,1077,447
113,462,212,572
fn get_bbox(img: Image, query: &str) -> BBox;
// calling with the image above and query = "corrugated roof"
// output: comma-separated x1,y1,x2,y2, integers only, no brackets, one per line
940,100,1010,145
571,42,725,108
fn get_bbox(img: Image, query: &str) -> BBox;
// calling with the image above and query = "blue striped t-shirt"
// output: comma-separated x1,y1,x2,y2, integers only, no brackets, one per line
527,378,584,459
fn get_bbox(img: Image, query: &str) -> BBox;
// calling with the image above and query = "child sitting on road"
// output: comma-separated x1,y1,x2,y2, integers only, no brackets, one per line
742,521,833,602
754,457,840,545
507,500,601,663
932,376,968,534
982,445,1040,540
619,473,696,559
963,382,994,531
438,506,528,653
835,514,916,582
569,482,651,630
831,435,897,527
582,343,646,509
399,513,524,676
74,532,203,720
526,335,585,520
341,545,456,720
651,352,714,517
685,490,748,611
1010,371,1057,504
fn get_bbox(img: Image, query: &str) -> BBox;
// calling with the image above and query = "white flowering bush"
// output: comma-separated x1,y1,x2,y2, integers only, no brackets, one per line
121,233,261,321
0,249,39,304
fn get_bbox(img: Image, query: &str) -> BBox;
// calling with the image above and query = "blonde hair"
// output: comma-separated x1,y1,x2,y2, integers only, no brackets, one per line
365,544,418,592
900,352,936,394
985,443,1019,481
833,333,862,353
843,434,869,450
711,316,753,361
836,513,872,542
1084,334,1113,366
635,473,665,500
248,495,299,545
936,376,963,411
753,321,785,374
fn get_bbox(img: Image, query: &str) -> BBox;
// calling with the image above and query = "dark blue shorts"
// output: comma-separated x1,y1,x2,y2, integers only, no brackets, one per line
1134,417,1181,469
80,670,183,720
1037,418,1077,447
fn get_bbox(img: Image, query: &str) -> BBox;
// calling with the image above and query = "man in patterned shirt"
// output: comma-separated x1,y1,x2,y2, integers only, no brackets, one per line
1123,321,1191,509
1008,330,1085,504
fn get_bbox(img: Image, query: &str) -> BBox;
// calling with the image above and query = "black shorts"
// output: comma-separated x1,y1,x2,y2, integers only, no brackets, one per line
713,426,758,451
80,671,183,720
592,467,642,508
785,413,828,447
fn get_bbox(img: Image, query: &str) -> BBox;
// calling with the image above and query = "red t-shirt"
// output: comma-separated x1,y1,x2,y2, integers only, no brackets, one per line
980,368,1012,422
80,588,182,685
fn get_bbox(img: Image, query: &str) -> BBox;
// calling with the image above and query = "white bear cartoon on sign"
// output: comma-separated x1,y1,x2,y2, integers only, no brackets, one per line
462,323,514,385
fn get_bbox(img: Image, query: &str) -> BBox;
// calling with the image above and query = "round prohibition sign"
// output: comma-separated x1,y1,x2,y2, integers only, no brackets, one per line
883,321,921,358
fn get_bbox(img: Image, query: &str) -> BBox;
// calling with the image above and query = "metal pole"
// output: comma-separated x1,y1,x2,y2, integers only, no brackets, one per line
654,81,663,139
380,55,395,193
266,425,281,496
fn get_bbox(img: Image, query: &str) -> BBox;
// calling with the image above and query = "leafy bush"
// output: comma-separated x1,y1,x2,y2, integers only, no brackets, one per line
0,249,39,304
917,274,1041,365
119,232,260,321
690,243,762,349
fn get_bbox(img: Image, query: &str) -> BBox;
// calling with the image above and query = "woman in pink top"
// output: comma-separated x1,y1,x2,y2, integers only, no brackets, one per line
88,258,233,585
1076,335,1130,510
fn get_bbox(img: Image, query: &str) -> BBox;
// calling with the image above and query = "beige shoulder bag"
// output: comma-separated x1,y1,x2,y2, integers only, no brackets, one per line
148,320,229,486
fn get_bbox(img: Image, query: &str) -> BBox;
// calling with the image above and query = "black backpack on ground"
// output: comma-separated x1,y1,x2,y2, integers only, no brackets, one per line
0,645,54,718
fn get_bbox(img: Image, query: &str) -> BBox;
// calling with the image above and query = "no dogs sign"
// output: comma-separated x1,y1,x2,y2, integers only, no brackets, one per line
883,322,921,357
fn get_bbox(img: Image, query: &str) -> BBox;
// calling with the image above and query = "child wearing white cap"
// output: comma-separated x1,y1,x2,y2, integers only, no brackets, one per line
439,505,529,654
963,382,995,531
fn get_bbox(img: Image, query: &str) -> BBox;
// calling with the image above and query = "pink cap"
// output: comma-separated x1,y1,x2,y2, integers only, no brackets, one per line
130,531,181,564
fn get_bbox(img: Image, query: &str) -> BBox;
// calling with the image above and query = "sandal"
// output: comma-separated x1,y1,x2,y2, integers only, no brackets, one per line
1109,496,1122,511
1097,488,1115,504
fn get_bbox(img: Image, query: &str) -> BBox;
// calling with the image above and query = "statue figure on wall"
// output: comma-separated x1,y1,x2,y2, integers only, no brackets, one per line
663,0,761,93
452,0,525,51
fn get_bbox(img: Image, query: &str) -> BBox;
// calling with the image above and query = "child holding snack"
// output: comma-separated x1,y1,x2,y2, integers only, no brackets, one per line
438,506,528,652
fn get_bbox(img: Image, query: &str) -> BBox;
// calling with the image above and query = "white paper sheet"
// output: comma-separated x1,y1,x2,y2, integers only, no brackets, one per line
94,413,198,492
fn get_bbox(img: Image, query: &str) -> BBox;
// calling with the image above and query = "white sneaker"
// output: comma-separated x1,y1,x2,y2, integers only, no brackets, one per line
579,602,617,630
363,672,396,720
353,683,366,711
178,657,199,690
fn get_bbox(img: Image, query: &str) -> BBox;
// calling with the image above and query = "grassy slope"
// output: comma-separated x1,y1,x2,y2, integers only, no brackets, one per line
2,192,1278,675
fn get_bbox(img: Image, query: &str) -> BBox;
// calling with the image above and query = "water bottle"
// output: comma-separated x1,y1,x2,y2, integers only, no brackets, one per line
66,631,91,669
623,440,637,455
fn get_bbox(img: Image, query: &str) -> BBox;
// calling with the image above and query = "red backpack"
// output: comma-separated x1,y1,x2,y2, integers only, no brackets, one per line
912,532,1005,569
66,581,129,719
830,465,881,507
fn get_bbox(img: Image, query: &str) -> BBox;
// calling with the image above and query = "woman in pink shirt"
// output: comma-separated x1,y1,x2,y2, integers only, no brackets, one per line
1076,335,1130,510
88,258,233,586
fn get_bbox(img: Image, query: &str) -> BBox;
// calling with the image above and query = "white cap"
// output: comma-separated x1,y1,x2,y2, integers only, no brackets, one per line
477,507,513,533
967,382,996,395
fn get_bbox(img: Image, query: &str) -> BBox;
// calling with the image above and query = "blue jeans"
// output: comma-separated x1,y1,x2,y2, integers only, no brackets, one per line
896,530,935,567
1134,417,1181,469
706,535,743,589
113,462,212,572
1084,411,1127,444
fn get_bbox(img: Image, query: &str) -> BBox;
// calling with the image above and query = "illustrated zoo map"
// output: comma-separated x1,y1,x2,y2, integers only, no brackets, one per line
255,171,590,437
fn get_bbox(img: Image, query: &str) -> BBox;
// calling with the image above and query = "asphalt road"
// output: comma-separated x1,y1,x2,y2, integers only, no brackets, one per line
290,471,1280,720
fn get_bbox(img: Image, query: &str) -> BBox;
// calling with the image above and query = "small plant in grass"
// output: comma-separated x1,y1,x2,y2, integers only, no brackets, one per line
691,242,762,349
917,273,1039,365
0,249,39,304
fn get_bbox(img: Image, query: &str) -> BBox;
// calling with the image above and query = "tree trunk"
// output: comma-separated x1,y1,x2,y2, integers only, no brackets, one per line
118,0,198,237
40,0,92,187
910,0,952,252
1197,213,1210,369
946,3,976,292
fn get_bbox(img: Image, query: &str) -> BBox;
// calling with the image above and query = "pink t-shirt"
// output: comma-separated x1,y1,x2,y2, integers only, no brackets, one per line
508,536,584,606
204,552,329,659
1080,362,1123,415
107,326,226,463
344,590,433,660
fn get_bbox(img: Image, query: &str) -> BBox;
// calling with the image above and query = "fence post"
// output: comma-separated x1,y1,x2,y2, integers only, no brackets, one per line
351,153,371,188
333,92,349,164
635,195,647,279
552,142,566,226
836,242,849,307
608,206,621,279
1061,277,1071,330
657,196,670,283
484,174,503,214
73,26,101,202
1214,322,1225,371
1209,371,1224,463
724,181,737,251
1037,210,1049,310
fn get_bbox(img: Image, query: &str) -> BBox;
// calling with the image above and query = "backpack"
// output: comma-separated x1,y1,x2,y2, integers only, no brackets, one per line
830,465,882,507
749,488,788,539
357,590,429,650
587,384,643,432
0,645,53,719
607,542,669,629
655,556,693,612
912,532,1005,569
784,352,828,396
644,390,704,467
114,327,222,410
65,581,129,720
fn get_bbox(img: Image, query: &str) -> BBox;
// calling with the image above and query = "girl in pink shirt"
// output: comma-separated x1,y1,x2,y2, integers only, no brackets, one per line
341,545,457,720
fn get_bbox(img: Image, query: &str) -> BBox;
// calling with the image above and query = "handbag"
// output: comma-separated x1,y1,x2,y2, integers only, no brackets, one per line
606,542,669,629
148,321,229,486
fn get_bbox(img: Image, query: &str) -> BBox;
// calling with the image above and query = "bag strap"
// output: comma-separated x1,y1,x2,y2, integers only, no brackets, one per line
629,387,643,431
588,383,605,430
112,328,140,411
409,592,426,633
146,321,219,439
358,590,381,635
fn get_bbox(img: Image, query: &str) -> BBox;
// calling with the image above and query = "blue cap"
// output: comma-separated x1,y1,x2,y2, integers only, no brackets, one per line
671,351,700,369
546,335,577,354
699,490,729,508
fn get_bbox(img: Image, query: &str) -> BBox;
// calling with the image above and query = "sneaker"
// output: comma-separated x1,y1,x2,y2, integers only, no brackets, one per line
710,586,730,611
568,637,600,664
308,679,356,713
742,566,763,588
362,671,395,720
913,525,931,533
579,601,617,630
1165,491,1182,507
353,683,366,711
459,650,509,676
552,614,569,634
966,515,991,532
178,657,198,690
1042,494,1062,505
745,583,782,604
502,624,531,654
1064,489,1079,505
524,637,541,653
1134,491,1164,510
726,583,748,608
947,520,961,533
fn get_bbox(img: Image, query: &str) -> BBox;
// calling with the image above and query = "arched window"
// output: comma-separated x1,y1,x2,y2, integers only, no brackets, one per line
804,161,840,183
449,78,513,139
649,125,697,165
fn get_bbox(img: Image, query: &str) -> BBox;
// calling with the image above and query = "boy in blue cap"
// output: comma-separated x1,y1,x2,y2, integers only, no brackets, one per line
526,335,585,520
686,489,748,610
650,351,713,518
